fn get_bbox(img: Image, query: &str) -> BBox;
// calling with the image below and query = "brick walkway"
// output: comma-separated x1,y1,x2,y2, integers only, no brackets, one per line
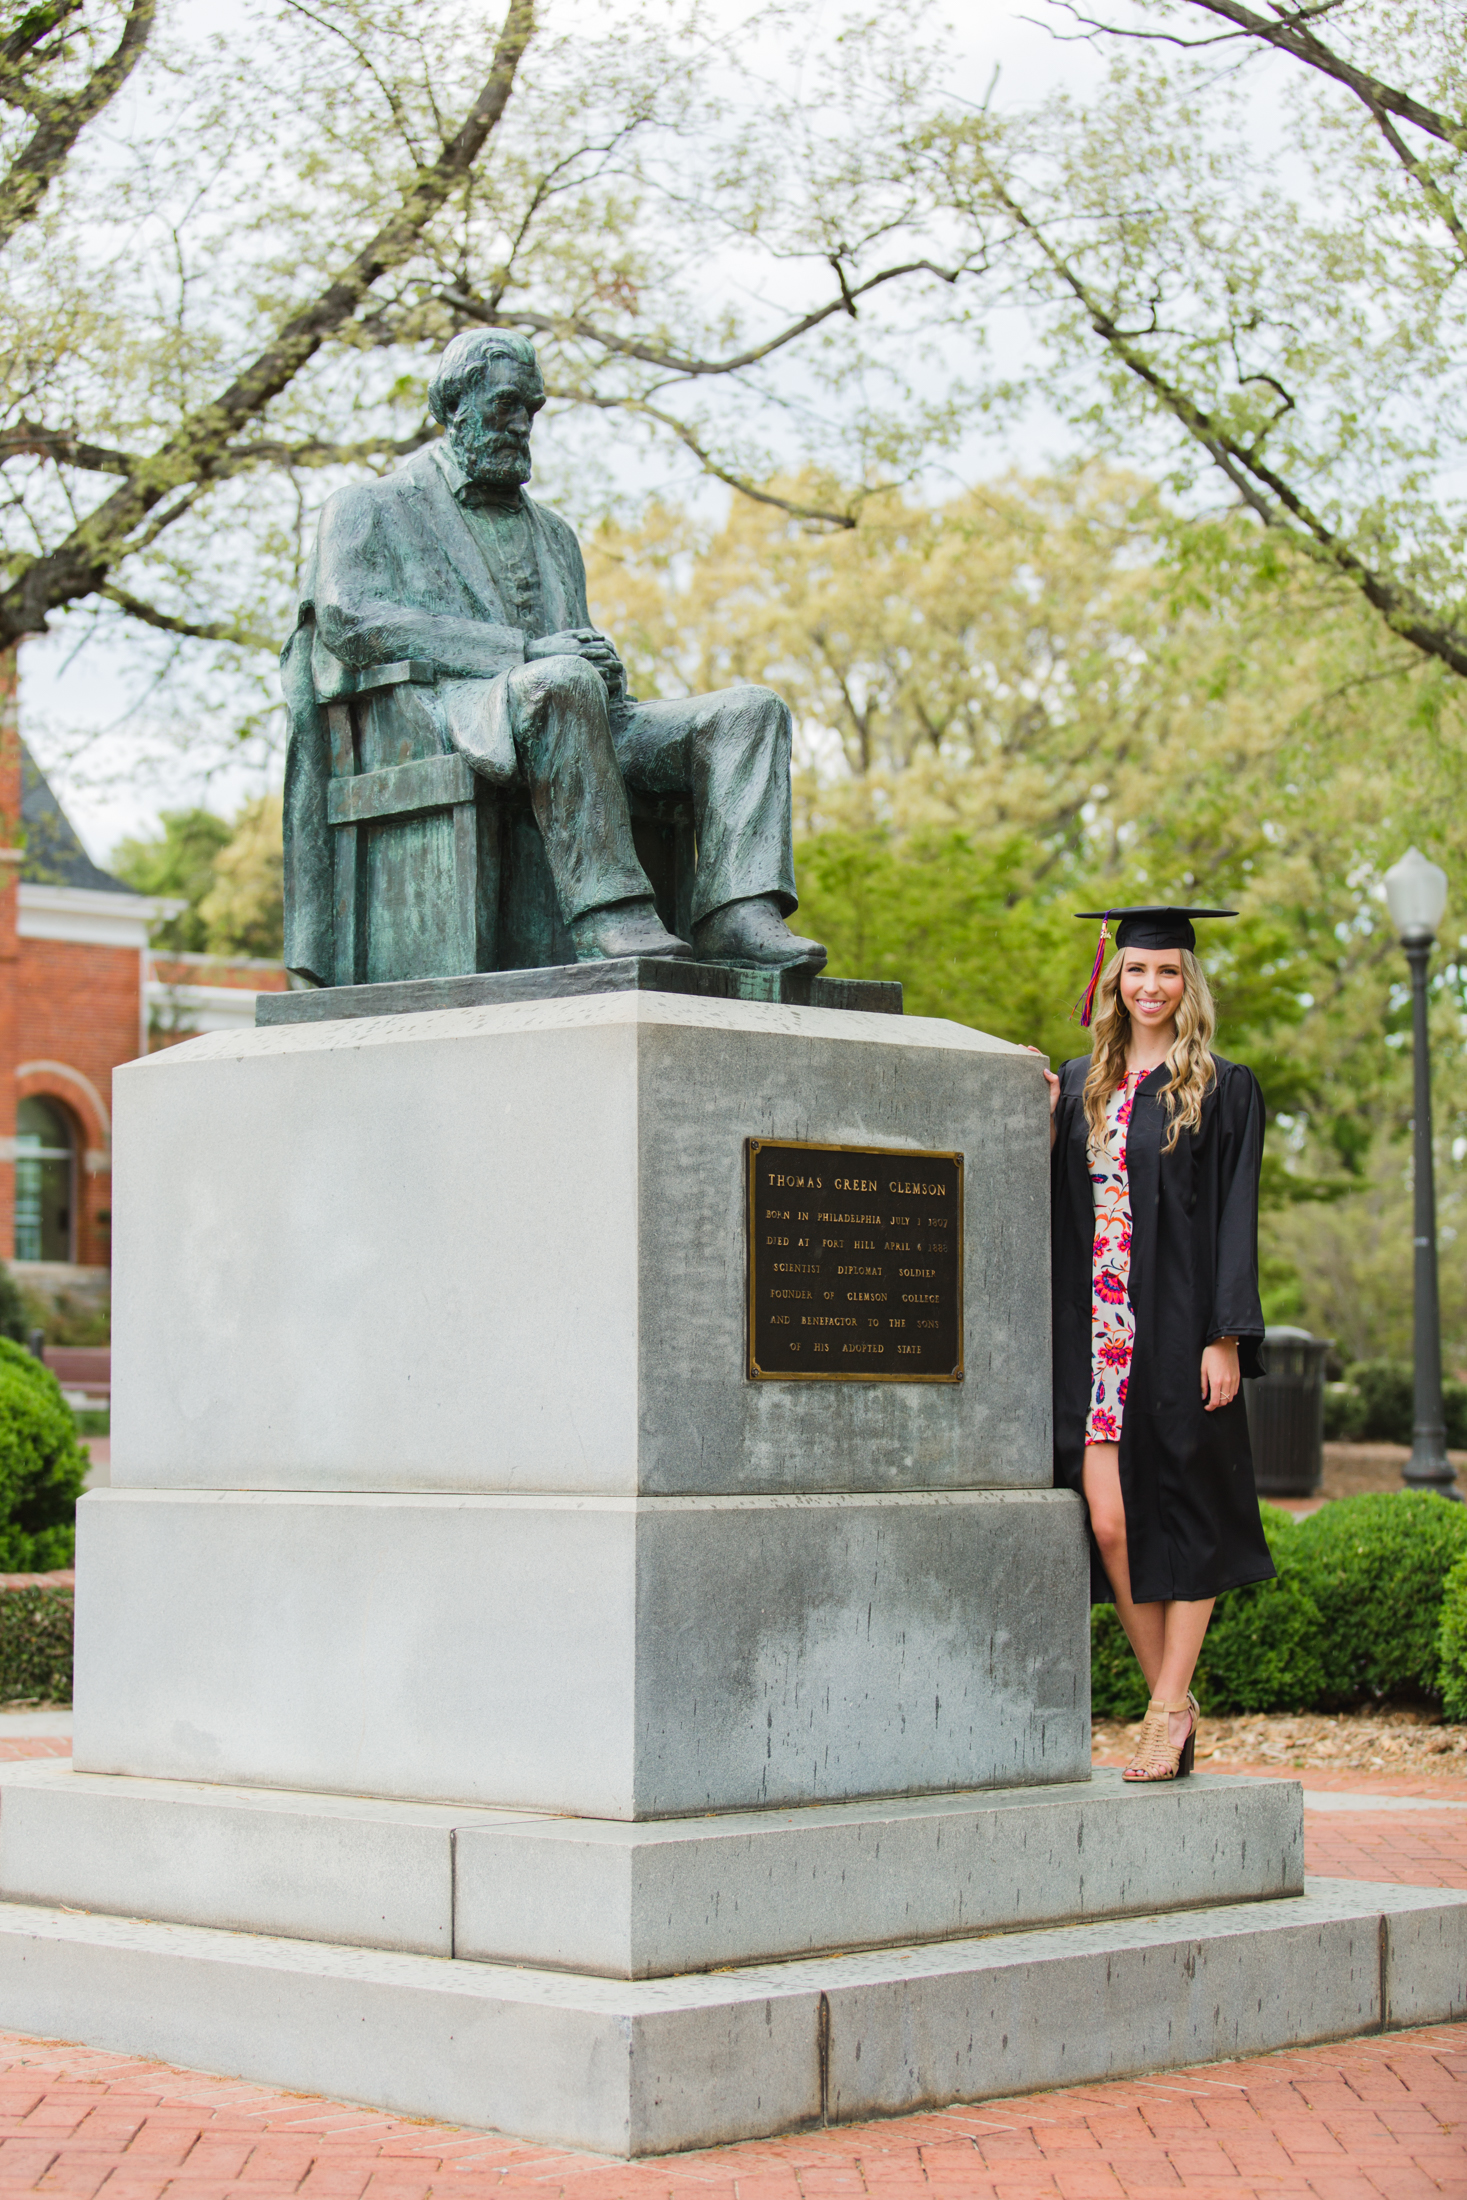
0,1738,1460,2192
1309,1810,1467,1889
0,2025,1458,2197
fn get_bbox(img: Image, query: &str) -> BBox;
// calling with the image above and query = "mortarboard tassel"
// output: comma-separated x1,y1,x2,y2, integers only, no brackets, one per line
1077,915,1110,1027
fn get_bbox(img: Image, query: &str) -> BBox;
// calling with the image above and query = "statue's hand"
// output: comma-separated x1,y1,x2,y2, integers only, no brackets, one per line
525,627,627,704
525,627,620,671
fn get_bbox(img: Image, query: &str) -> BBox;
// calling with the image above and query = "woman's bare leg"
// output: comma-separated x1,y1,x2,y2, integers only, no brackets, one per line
1082,1446,1217,1749
1081,1444,1164,1685
1156,1597,1215,1746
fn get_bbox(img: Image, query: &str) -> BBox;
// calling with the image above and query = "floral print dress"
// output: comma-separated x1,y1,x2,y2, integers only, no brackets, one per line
1085,1070,1144,1444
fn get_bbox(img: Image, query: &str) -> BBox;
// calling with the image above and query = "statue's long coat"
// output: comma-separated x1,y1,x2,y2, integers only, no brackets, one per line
279,445,591,984
1051,1051,1277,1605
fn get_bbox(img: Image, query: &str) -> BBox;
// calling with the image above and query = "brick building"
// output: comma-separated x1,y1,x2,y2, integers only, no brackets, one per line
0,665,285,1297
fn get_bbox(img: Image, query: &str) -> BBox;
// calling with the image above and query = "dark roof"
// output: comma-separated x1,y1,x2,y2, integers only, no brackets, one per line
20,744,139,894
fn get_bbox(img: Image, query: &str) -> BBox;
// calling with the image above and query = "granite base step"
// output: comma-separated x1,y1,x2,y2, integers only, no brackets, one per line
0,1765,1303,1976
0,1881,1459,2154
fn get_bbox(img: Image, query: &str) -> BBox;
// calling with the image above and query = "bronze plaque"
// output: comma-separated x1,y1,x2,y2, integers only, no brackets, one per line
747,1139,964,1382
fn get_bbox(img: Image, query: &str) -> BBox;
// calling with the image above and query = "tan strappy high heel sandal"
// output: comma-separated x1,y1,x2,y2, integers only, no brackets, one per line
1123,1696,1197,1781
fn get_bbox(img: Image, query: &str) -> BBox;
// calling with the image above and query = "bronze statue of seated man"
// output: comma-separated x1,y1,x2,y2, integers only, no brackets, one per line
280,328,825,980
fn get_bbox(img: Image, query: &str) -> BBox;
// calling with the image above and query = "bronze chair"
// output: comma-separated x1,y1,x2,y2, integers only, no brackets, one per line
321,660,695,987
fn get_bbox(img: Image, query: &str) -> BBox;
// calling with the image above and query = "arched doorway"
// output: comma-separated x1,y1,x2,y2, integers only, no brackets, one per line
15,1096,74,1263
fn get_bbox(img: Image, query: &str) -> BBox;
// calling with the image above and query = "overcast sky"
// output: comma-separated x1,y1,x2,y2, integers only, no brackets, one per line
21,0,1112,866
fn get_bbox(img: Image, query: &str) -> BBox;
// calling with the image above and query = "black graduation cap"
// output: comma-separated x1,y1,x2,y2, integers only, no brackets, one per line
1074,905,1236,1024
1076,904,1236,951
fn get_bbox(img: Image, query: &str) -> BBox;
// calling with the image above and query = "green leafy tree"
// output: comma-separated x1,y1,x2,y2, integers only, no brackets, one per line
113,797,285,959
949,2,1467,680
0,0,154,247
587,466,1467,1360
0,0,981,765
197,796,284,960
111,808,231,953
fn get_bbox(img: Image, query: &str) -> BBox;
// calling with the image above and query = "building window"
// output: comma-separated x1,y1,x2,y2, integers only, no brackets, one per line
15,1097,74,1263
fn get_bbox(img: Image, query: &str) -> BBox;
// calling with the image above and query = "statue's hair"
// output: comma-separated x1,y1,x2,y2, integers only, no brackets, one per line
1082,946,1217,1156
429,330,542,424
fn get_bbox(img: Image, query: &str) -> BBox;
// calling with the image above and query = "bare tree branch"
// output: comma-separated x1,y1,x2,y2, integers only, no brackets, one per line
99,583,274,650
1036,0,1346,54
0,0,535,644
438,254,970,382
561,388,858,528
982,164,1467,679
1368,100,1467,260
279,0,428,169
0,423,137,471
214,428,440,475
1043,2,1462,150
0,0,84,102
0,0,156,251
1177,0,1464,148
0,422,439,477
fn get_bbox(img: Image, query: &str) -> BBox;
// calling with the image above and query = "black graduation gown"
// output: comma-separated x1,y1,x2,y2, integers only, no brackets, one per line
1051,1051,1277,1605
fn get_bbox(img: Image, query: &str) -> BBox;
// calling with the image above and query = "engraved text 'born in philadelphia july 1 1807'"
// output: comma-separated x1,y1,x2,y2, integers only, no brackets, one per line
746,1139,964,1382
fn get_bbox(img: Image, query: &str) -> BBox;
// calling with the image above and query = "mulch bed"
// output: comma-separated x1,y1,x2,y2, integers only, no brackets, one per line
1307,1442,1467,1500
1094,1704,1467,1778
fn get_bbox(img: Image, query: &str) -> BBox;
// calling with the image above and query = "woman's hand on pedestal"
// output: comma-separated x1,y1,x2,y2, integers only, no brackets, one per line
1027,1048,1062,1147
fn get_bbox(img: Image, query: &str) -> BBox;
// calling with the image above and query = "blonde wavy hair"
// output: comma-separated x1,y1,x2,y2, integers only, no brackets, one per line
1082,946,1218,1155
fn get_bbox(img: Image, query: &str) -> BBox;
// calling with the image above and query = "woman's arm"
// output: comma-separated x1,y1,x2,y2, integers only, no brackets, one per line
1208,1063,1268,1381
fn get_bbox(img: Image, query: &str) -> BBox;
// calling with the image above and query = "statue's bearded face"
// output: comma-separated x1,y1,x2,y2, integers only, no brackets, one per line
448,363,544,490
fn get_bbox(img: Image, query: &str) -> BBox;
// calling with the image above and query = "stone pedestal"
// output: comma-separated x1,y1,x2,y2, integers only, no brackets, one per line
0,990,1461,2152
75,1488,1086,1813
108,992,1051,1500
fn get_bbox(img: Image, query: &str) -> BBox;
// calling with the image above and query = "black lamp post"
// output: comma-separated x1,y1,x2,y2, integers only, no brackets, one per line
1383,847,1461,1500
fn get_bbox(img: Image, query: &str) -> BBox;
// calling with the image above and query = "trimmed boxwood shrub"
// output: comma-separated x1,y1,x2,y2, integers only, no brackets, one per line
1440,1556,1467,1723
1090,1493,1467,1719
1286,1491,1467,1703
1090,1604,1149,1721
1350,1360,1415,1444
1190,1535,1329,1715
1321,1360,1467,1448
0,1585,72,1701
1091,1503,1323,1719
1323,1382,1365,1442
0,1338,86,1570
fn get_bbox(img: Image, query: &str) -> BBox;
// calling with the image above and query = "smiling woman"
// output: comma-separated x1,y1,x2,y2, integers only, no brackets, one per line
1041,905,1276,1783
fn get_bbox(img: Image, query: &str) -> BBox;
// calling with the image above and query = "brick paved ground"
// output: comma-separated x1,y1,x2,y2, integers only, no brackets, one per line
1308,1809,1467,1888
0,1737,1461,2191
0,2024,1458,2197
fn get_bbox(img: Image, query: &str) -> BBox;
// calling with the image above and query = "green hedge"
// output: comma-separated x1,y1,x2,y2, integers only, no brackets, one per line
1092,1491,1467,1718
1440,1556,1467,1722
0,1339,86,1570
1323,1359,1467,1447
0,1585,72,1702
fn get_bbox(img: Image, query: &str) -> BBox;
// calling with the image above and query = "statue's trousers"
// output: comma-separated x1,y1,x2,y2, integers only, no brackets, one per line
502,653,799,928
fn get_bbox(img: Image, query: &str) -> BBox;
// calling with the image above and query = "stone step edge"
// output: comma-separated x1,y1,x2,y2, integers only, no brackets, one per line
0,1761,1306,1978
0,1880,1458,2155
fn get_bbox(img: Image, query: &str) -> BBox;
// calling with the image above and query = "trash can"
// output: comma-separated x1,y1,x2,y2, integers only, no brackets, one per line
1243,1325,1331,1497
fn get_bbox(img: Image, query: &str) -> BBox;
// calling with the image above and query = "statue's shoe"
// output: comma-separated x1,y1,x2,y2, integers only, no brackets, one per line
693,895,827,972
571,899,692,962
